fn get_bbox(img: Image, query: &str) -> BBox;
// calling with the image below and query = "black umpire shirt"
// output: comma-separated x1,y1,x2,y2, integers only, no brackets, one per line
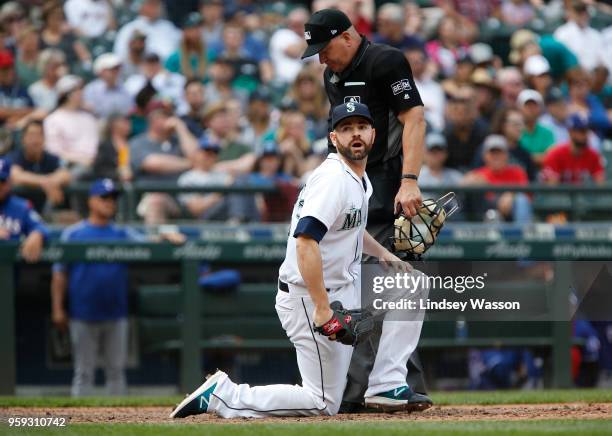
324,36,424,224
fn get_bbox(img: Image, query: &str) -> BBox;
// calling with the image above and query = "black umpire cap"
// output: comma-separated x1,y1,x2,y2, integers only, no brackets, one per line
301,9,352,59
332,101,374,130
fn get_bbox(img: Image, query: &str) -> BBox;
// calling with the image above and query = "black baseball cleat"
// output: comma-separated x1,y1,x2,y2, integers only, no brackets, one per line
365,385,433,413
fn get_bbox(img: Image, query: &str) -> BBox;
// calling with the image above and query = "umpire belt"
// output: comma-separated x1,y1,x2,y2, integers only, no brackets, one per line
278,279,330,293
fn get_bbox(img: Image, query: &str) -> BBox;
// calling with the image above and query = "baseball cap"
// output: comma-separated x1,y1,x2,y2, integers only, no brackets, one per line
198,135,221,152
523,55,550,76
260,140,280,157
566,113,589,130
470,43,493,65
509,29,538,64
56,75,83,97
483,134,508,152
426,132,447,150
331,101,374,130
249,87,272,103
517,89,543,107
545,87,564,105
0,50,14,68
182,12,203,28
0,158,11,181
89,178,120,197
301,9,352,59
93,53,122,75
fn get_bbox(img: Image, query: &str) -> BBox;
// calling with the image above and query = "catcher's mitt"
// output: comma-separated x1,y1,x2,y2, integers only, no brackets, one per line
314,301,362,346
392,192,459,257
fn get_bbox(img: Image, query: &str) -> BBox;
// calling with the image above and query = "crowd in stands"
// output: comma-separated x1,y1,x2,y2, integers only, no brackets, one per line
0,0,610,225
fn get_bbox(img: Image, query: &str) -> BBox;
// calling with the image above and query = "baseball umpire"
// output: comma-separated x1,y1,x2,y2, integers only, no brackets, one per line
171,102,431,419
301,8,430,410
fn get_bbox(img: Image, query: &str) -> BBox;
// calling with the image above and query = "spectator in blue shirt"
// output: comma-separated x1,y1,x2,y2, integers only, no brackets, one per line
0,157,48,262
51,179,144,397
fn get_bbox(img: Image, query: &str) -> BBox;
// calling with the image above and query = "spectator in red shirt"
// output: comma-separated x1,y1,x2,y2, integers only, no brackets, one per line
541,113,605,185
463,134,532,223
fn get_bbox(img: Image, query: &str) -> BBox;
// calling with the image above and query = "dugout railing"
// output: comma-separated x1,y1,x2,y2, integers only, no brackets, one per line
4,234,612,395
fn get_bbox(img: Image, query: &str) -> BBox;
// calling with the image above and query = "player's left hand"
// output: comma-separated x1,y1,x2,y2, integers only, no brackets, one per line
379,250,412,273
395,180,422,217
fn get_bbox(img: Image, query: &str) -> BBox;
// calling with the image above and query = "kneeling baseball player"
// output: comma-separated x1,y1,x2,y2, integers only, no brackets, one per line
170,102,431,419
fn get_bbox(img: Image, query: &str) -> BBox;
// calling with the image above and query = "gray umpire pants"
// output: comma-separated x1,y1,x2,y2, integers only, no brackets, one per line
69,318,128,397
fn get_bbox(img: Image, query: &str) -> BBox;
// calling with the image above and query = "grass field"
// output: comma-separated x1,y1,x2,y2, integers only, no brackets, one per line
2,389,611,435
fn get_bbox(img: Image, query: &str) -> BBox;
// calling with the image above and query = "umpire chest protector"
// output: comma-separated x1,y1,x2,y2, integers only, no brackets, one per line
324,37,423,168
324,37,423,222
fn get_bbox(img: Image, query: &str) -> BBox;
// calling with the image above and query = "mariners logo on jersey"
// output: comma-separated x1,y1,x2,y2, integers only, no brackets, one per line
340,206,362,230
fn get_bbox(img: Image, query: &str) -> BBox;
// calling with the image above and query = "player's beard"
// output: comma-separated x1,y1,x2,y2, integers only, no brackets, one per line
335,134,374,161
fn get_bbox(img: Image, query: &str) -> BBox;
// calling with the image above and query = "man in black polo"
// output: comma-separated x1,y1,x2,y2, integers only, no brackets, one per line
302,8,430,412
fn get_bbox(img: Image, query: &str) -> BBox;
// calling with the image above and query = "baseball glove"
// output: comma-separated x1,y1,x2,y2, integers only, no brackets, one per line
392,192,458,257
314,301,360,346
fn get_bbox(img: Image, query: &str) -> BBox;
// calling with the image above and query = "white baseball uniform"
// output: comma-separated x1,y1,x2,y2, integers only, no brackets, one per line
207,153,426,418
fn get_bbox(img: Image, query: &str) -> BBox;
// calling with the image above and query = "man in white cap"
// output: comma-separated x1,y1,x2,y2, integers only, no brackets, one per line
83,53,133,117
517,89,555,163
523,55,552,99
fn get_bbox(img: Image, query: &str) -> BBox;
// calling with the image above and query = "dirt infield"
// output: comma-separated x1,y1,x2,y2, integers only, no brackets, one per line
4,403,612,424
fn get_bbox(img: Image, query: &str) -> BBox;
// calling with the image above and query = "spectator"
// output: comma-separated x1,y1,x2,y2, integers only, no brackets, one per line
463,134,531,223
372,3,423,52
64,0,115,39
285,67,329,140
441,53,475,100
177,137,233,220
165,12,207,82
425,16,469,79
443,93,489,171
500,0,535,27
539,87,571,145
406,46,445,131
436,0,500,25
0,49,34,128
542,113,605,185
0,2,27,51
269,7,310,85
44,75,99,178
523,55,553,99
566,68,611,140
0,157,48,263
124,53,186,114
28,49,66,112
471,68,501,125
199,0,224,46
497,67,524,109
517,89,555,164
554,0,606,73
209,22,273,91
483,107,537,180
242,141,299,223
119,30,146,80
114,0,180,62
202,102,254,176
180,79,206,137
83,53,133,118
92,114,132,182
130,106,197,224
203,56,236,106
239,88,275,154
15,26,41,88
419,132,463,199
509,29,578,82
591,65,612,108
274,109,315,178
9,120,71,213
50,179,139,397
39,2,91,74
